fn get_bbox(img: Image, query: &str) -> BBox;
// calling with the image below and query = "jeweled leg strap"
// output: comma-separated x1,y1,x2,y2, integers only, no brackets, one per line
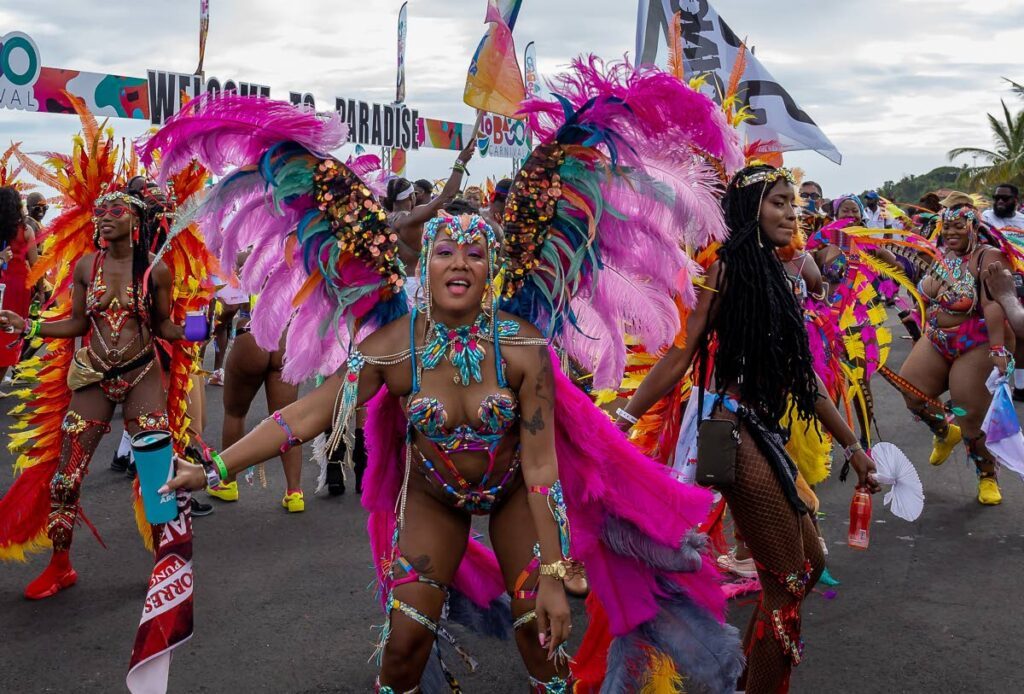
375,679,420,694
376,556,479,673
528,674,575,693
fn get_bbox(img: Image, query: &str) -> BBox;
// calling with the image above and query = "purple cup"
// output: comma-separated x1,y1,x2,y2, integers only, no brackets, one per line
184,310,210,342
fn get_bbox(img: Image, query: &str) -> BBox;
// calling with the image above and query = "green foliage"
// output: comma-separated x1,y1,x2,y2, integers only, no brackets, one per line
878,166,966,204
947,78,1024,192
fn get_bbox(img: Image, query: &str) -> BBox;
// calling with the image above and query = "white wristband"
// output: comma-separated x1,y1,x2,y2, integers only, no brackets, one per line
615,408,639,425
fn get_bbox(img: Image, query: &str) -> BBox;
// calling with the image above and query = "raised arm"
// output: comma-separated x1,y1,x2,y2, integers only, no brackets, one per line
517,343,572,659
616,261,721,429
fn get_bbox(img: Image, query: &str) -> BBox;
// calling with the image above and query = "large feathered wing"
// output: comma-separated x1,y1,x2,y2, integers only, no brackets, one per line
142,95,407,384
503,58,738,385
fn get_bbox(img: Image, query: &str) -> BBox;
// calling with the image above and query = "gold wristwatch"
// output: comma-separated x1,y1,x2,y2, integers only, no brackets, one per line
538,560,571,580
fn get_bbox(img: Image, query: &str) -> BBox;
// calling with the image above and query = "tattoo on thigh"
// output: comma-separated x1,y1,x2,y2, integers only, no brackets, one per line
522,406,545,435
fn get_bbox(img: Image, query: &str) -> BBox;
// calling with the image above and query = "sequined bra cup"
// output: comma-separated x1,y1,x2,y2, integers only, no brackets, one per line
919,250,981,317
407,393,518,454
86,253,151,324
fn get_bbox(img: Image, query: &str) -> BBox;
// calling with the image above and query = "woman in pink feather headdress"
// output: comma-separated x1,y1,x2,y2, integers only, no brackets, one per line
154,58,750,692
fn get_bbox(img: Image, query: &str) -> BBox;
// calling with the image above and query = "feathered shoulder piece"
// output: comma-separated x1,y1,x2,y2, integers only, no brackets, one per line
501,57,741,387
141,94,405,383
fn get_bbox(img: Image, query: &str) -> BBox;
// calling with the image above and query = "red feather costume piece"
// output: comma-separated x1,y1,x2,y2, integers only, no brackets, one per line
0,95,120,560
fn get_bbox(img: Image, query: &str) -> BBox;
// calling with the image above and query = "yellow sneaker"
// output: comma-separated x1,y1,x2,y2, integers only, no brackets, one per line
282,490,305,513
207,480,239,502
978,477,1002,505
929,424,962,466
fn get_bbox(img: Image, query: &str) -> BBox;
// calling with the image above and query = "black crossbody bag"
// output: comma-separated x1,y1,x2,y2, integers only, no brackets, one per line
694,383,739,488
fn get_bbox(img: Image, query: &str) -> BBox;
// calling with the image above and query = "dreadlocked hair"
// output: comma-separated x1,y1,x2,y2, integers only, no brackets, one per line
700,164,819,426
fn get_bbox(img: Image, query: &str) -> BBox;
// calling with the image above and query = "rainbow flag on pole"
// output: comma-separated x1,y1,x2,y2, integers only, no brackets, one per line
464,0,526,118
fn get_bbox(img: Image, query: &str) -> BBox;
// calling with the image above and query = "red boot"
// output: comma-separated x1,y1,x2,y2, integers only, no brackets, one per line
24,550,77,600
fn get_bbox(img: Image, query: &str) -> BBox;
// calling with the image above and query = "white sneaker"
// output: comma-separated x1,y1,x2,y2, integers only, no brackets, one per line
717,549,757,578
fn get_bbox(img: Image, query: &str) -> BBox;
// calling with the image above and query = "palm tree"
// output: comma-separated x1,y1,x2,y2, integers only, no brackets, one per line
948,79,1024,191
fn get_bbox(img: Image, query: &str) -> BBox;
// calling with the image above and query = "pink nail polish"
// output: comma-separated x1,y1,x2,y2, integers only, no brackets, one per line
538,633,546,646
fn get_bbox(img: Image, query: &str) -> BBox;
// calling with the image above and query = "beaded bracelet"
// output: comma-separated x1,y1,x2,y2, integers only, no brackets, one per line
452,160,470,175
22,319,40,339
270,410,301,453
210,450,229,480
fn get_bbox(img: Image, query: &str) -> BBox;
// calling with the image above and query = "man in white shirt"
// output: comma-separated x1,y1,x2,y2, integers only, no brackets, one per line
862,190,902,231
982,183,1024,230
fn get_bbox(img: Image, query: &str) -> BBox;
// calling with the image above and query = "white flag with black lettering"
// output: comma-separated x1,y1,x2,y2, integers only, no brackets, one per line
636,0,842,164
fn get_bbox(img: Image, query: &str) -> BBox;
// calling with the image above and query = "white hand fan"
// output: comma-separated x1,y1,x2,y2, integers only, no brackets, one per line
870,442,925,521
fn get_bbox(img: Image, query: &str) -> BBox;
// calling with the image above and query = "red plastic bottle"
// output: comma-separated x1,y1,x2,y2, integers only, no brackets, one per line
848,487,872,550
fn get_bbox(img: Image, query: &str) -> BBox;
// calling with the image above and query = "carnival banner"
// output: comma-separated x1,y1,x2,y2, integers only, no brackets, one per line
396,1,408,104
523,41,540,99
635,0,842,164
126,492,194,694
393,2,410,176
464,0,526,118
478,112,530,160
0,30,501,157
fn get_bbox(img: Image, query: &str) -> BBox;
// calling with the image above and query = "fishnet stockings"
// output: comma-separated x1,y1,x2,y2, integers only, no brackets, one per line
722,422,824,694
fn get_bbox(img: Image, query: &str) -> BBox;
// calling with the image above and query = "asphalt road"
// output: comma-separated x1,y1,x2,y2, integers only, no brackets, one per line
2,327,1023,693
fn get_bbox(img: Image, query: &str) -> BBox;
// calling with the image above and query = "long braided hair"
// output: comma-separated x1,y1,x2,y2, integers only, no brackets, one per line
701,164,819,425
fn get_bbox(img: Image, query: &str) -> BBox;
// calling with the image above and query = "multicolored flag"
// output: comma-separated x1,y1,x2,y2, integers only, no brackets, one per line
464,0,526,119
126,492,194,694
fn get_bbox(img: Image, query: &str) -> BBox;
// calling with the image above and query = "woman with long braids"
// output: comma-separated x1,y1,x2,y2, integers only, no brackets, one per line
0,181,183,598
899,204,1012,504
618,165,879,693
148,63,747,692
0,186,38,385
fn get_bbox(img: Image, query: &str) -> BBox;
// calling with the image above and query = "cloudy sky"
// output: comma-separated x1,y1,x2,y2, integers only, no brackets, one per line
3,0,1023,199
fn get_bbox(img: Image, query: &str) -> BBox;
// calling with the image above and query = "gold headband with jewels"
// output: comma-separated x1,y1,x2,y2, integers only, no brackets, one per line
737,167,796,189
94,191,145,209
